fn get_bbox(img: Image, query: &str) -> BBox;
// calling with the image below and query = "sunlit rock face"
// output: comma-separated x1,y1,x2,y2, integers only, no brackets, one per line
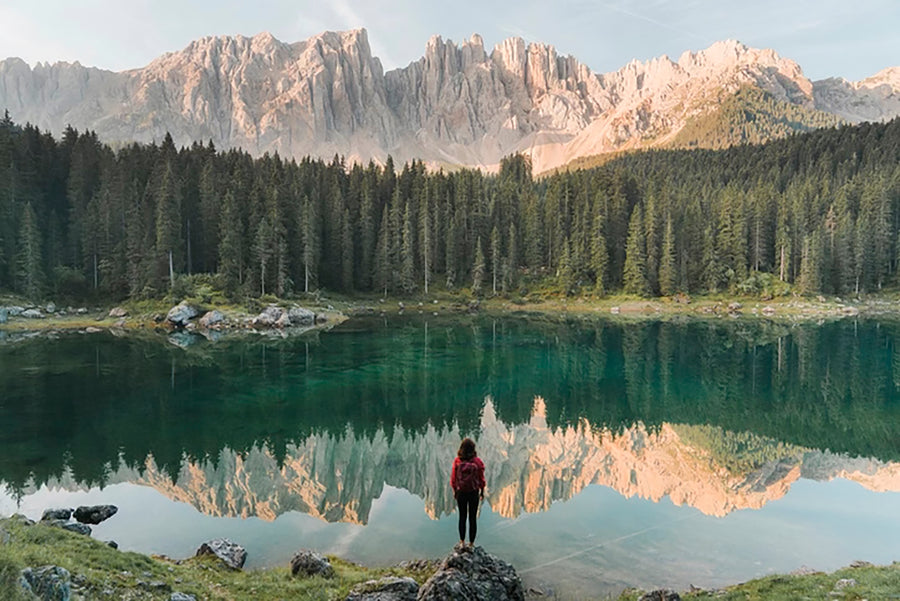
1,32,897,173
29,397,900,524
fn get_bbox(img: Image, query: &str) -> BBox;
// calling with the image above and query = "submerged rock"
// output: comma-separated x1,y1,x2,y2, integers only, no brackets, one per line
74,505,117,525
417,544,524,601
345,575,418,601
195,538,247,570
290,550,334,578
20,565,71,601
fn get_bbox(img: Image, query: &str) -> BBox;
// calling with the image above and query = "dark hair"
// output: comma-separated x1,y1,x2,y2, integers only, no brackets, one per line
458,438,476,460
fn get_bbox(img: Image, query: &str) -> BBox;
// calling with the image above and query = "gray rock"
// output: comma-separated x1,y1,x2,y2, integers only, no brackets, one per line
22,309,43,319
166,302,200,327
84,327,102,334
168,332,200,348
45,303,56,313
346,576,418,601
849,560,873,569
195,538,247,570
8,306,24,316
639,591,681,601
290,550,334,578
417,545,524,601
106,540,118,549
41,508,74,522
275,312,292,328
199,310,225,328
253,305,284,327
61,523,92,536
20,565,71,601
108,306,128,318
833,578,857,590
727,302,742,312
288,306,316,326
0,526,9,545
0,307,7,324
170,593,197,601
76,307,88,315
74,505,117,525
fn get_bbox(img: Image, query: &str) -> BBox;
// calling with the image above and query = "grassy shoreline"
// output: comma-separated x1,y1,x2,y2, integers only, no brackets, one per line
2,516,899,601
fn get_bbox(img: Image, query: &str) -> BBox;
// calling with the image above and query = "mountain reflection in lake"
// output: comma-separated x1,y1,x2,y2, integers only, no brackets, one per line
2,316,900,597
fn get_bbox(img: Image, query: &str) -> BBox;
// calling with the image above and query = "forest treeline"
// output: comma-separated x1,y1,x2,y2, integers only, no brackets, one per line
0,110,898,301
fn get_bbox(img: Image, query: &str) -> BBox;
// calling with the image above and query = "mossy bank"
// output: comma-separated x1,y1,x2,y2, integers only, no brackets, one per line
3,516,900,600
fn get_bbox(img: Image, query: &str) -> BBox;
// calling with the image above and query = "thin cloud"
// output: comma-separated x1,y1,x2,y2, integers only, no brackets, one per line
596,1,703,42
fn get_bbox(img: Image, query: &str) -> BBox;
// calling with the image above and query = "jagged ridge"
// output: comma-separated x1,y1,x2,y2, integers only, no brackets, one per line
0,30,897,172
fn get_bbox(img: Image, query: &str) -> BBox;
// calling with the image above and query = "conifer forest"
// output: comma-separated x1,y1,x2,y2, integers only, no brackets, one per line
0,110,898,302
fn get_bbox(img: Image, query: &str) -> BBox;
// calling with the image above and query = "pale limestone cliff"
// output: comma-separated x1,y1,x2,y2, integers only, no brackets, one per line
1,32,897,173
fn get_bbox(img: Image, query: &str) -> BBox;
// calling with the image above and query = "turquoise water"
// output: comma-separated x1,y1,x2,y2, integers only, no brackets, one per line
2,315,900,598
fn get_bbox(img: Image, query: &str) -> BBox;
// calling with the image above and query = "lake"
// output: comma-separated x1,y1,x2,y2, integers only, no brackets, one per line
2,315,900,599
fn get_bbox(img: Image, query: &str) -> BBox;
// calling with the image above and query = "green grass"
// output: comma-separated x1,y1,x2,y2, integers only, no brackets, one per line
0,517,435,601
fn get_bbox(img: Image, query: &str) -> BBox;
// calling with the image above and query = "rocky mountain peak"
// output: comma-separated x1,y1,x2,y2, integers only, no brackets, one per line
0,30,897,172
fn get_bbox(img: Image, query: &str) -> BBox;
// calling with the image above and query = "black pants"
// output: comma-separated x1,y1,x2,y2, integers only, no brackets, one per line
456,489,480,543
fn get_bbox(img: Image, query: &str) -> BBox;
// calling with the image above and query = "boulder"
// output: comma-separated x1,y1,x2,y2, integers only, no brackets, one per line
417,545,524,601
253,305,284,327
727,302,742,312
0,308,7,324
84,327,102,334
76,307,88,315
290,550,334,578
61,523,92,536
639,591,681,601
45,303,57,314
108,307,128,318
22,308,43,319
199,310,225,328
195,539,247,570
41,508,73,522
346,576,418,601
288,306,316,326
275,312,292,329
8,306,24,316
762,306,776,316
170,593,197,601
166,302,200,327
74,505,117,525
20,565,71,601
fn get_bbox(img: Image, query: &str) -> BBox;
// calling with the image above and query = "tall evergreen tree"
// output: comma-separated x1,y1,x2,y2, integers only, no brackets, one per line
623,206,649,296
659,215,677,296
16,202,43,298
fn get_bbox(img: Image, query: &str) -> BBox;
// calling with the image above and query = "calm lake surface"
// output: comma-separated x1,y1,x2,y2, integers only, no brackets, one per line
3,315,900,599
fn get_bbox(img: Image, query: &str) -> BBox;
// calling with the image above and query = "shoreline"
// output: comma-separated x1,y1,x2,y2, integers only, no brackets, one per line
1,515,898,601
0,292,894,339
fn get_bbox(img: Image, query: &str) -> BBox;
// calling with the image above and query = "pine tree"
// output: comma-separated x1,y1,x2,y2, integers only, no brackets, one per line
399,202,416,293
374,207,392,296
218,189,243,296
300,194,320,293
623,206,649,296
506,222,518,293
558,238,574,295
341,207,354,291
490,225,501,295
16,202,43,299
253,216,274,296
659,215,677,296
155,162,182,290
590,212,608,296
472,237,486,295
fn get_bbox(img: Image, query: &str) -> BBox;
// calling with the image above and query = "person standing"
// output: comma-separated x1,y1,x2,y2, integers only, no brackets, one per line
451,437,486,547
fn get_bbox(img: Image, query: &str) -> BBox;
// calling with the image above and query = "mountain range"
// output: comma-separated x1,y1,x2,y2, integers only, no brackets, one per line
1,29,898,172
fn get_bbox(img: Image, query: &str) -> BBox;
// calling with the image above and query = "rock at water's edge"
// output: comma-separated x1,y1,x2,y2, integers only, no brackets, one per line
195,539,247,570
345,575,418,601
166,302,200,327
288,306,316,326
290,550,334,578
41,508,74,522
74,505,117,525
253,305,284,327
170,593,197,601
0,308,7,324
417,544,524,601
639,591,682,601
199,310,225,328
108,306,128,318
22,308,43,319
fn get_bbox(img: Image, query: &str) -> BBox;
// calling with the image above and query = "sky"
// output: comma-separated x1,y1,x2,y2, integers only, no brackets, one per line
0,0,896,82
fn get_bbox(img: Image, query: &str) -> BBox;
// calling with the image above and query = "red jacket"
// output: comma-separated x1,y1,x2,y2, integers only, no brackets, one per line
451,456,486,492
